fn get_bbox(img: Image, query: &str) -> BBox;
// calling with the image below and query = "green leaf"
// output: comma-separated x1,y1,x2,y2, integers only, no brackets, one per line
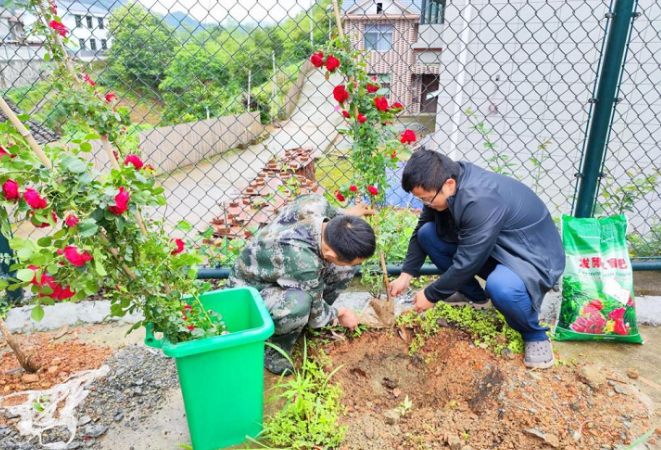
31,305,45,322
176,220,193,232
84,133,100,140
79,142,92,153
66,158,88,174
16,268,35,282
37,237,52,247
94,249,107,276
79,220,99,238
17,247,34,260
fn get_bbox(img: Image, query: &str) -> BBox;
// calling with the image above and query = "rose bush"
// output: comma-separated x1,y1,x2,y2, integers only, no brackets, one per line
0,1,223,356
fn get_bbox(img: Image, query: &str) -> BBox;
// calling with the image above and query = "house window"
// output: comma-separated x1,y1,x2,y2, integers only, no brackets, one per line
86,16,93,28
369,73,391,95
364,24,393,51
101,39,107,50
90,38,97,50
98,18,104,29
376,2,383,14
75,15,82,27
421,0,447,25
78,38,85,49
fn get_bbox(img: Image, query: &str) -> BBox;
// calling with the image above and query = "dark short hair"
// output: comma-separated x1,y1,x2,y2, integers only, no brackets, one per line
324,215,376,263
401,148,461,193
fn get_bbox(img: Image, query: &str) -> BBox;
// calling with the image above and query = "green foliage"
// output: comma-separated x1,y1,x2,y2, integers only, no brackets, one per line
465,107,517,176
627,222,661,258
360,208,420,295
597,168,659,216
397,303,526,355
106,3,177,93
251,343,346,450
0,1,224,344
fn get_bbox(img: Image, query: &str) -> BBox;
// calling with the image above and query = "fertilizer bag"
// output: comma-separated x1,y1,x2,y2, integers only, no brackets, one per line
554,215,643,343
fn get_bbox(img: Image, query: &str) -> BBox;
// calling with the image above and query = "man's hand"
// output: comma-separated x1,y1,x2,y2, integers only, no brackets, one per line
336,307,359,330
413,290,435,314
345,202,376,218
389,273,412,298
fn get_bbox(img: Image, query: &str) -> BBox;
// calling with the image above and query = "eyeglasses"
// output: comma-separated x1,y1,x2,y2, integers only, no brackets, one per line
421,188,441,207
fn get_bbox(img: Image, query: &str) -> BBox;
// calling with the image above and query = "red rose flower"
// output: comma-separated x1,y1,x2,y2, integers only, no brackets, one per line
325,55,340,72
2,179,19,201
65,214,79,227
109,187,130,215
588,299,604,311
342,110,351,118
391,151,397,159
50,1,57,14
374,96,389,111
64,246,93,267
83,74,95,87
183,305,192,311
335,190,345,202
48,20,68,36
366,83,379,93
171,238,185,255
367,186,378,196
124,154,144,170
392,102,404,110
400,129,417,144
30,267,55,288
23,188,48,209
186,325,195,331
310,51,324,68
0,144,17,159
349,185,358,192
105,93,117,103
333,85,349,104
357,113,367,124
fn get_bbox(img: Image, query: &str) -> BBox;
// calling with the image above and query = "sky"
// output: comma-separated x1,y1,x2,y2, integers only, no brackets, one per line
135,0,317,25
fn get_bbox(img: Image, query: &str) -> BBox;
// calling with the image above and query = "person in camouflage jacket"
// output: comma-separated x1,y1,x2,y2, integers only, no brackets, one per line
227,194,376,374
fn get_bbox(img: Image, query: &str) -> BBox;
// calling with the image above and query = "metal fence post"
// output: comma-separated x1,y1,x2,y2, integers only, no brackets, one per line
574,0,637,218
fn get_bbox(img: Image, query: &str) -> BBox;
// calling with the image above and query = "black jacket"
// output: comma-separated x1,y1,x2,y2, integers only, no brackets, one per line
401,162,565,311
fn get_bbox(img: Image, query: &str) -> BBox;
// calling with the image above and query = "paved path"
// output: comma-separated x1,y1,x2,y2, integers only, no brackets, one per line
157,68,346,233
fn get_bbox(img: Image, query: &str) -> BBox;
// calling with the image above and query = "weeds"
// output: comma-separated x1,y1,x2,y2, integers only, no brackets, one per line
249,342,346,450
397,303,526,356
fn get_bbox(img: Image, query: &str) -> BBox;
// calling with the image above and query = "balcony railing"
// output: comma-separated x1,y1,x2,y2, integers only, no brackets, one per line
420,0,446,25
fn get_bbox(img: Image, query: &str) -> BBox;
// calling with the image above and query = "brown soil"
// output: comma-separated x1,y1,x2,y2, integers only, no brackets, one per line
0,327,112,404
322,328,659,450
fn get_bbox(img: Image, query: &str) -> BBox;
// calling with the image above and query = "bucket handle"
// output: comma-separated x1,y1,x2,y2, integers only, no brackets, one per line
144,323,163,349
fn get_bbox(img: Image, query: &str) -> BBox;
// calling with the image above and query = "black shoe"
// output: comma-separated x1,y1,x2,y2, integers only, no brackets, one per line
443,292,491,310
264,345,294,375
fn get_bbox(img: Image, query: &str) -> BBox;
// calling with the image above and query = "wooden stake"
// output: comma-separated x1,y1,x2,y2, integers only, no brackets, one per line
0,317,40,373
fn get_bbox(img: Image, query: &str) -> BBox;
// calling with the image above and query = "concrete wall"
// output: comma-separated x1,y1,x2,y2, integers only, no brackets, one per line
428,0,661,235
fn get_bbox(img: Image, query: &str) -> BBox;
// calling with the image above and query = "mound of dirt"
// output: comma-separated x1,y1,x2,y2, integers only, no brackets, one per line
323,328,658,450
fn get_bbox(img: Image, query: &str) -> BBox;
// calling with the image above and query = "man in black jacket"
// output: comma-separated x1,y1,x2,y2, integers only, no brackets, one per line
390,149,565,369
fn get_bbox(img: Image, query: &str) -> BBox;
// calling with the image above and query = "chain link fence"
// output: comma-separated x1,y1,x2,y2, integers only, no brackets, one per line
1,0,659,268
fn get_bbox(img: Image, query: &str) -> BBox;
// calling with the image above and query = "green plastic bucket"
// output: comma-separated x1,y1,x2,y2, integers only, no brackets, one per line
145,287,274,450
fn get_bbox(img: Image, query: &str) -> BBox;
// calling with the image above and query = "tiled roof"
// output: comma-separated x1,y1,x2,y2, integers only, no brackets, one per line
0,102,60,145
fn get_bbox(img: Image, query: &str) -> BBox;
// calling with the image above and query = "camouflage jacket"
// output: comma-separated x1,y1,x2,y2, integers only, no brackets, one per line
227,194,347,328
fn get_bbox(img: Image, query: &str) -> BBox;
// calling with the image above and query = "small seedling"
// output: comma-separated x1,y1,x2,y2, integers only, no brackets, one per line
396,395,413,416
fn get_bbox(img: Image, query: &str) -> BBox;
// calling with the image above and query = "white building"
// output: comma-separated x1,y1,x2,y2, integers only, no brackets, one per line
0,8,48,89
21,1,113,62
55,0,112,61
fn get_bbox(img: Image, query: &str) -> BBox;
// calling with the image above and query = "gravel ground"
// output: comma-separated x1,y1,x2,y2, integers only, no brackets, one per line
1,345,178,450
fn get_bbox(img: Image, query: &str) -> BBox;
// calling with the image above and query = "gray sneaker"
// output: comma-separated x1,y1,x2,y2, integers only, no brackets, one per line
264,345,294,376
524,340,555,369
443,292,491,310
